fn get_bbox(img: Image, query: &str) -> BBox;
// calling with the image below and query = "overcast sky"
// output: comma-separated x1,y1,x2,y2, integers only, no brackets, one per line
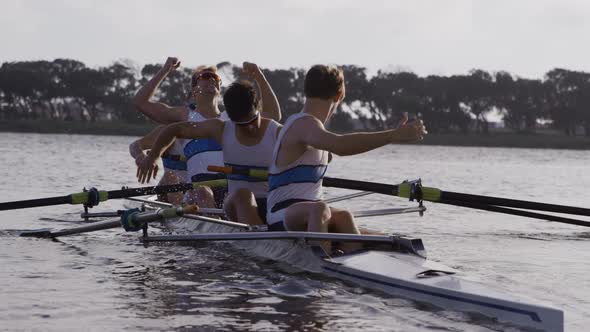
2,0,589,78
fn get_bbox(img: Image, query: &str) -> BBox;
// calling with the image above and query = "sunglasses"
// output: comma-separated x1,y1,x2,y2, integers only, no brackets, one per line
234,111,260,125
192,71,222,87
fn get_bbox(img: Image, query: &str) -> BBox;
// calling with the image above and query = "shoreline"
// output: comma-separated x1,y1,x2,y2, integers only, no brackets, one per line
0,119,157,137
420,133,590,150
1,119,590,150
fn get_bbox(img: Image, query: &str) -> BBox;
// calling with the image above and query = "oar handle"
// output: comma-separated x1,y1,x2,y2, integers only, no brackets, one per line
207,165,268,179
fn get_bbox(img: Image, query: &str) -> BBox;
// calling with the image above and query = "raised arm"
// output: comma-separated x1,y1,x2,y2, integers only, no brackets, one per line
297,116,426,156
133,57,188,124
242,62,281,121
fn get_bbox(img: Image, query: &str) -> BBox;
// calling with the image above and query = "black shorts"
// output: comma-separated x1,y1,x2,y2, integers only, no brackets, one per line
255,197,268,224
267,221,286,232
212,187,227,209
266,199,318,231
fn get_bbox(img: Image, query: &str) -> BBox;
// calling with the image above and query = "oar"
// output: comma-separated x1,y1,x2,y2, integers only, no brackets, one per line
207,166,590,226
321,177,590,217
19,205,198,238
440,199,590,227
0,179,227,211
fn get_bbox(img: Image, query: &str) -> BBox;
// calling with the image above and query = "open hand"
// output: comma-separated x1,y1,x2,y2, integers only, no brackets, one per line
136,153,159,184
134,153,148,169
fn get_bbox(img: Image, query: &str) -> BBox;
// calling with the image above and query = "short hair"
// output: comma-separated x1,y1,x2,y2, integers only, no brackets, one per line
193,65,217,76
191,65,218,87
223,80,260,121
304,65,344,100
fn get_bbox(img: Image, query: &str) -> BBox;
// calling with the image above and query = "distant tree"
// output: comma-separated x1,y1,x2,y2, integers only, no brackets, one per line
103,62,141,123
260,67,305,120
421,75,470,133
4,58,590,139
495,72,546,133
545,68,590,136
461,69,495,134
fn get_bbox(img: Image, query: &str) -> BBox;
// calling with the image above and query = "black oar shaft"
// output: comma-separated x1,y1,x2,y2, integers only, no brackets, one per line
322,177,590,217
207,166,590,227
0,179,226,211
441,192,590,217
105,183,194,200
0,196,72,211
323,177,398,196
440,199,590,227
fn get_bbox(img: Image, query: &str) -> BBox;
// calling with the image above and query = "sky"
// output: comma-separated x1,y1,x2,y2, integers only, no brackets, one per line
1,0,590,78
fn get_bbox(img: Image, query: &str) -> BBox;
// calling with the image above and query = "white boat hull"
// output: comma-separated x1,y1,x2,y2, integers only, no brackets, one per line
322,251,563,331
126,198,564,331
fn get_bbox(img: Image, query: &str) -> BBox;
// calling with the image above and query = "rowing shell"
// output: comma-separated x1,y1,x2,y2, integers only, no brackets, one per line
125,198,564,332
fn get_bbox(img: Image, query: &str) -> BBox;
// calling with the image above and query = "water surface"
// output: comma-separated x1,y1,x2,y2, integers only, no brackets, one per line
1,133,588,331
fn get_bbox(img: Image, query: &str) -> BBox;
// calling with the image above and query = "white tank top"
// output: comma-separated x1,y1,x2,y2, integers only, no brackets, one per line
221,119,280,198
266,113,328,225
183,108,229,181
161,139,187,183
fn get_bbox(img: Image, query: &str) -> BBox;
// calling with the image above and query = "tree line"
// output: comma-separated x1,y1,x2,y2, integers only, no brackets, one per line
1,59,589,136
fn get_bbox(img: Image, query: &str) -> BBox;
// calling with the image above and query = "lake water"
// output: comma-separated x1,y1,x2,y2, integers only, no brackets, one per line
0,132,589,331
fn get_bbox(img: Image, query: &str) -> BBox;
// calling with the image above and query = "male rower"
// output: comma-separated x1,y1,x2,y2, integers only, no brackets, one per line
134,58,280,208
266,65,427,252
129,125,185,204
137,77,281,225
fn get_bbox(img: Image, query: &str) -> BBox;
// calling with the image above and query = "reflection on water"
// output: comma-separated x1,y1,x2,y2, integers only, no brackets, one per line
106,239,505,332
0,133,589,331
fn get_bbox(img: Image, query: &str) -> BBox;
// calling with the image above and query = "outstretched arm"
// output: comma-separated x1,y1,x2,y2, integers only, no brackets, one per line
297,116,427,156
242,62,281,121
133,57,187,124
129,125,164,160
137,120,225,183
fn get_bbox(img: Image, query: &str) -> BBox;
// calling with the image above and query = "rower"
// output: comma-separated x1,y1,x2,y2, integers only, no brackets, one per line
137,62,281,224
129,125,186,205
133,57,234,208
266,64,427,252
